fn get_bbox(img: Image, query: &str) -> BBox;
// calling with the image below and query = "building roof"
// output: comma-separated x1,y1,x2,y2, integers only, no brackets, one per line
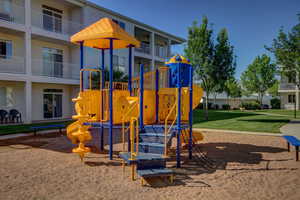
76,0,186,44
71,18,140,49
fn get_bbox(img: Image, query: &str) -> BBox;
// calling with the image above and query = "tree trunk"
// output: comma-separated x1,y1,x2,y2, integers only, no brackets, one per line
205,93,209,120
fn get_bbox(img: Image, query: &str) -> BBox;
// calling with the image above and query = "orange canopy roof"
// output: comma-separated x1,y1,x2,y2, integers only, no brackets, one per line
70,18,140,49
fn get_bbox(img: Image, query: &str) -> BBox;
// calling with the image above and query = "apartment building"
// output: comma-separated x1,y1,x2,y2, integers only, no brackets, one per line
0,0,185,124
278,75,299,110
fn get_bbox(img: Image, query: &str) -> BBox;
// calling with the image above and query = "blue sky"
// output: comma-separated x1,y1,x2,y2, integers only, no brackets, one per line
90,0,299,78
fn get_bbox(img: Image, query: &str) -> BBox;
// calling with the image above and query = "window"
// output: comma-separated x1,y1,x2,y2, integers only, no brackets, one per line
42,5,62,33
43,89,63,118
0,40,12,59
112,19,125,30
43,47,63,77
0,0,13,22
288,94,296,103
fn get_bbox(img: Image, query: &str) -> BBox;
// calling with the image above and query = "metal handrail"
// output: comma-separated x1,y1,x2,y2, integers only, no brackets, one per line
122,99,139,151
164,92,178,157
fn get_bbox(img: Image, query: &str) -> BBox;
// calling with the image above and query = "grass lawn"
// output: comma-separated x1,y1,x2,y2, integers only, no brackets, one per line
256,109,300,118
193,109,291,133
0,121,73,136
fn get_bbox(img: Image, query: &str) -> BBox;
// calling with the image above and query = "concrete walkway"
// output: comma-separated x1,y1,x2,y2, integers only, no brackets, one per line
280,119,300,138
193,128,282,137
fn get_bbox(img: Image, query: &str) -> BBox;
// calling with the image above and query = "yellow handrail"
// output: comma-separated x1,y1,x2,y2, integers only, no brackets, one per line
105,81,128,90
129,117,139,160
164,91,178,157
122,99,139,152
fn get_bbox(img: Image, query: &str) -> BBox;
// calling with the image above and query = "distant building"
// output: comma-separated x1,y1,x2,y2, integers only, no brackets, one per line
206,93,272,109
278,74,298,110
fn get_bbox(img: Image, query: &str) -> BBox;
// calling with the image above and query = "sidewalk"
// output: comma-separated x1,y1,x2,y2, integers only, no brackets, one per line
0,129,65,140
280,119,300,138
193,128,282,137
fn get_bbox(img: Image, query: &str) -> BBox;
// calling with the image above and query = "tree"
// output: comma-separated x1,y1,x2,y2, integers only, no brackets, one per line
268,80,279,97
241,54,277,105
184,16,215,120
213,28,236,93
91,68,128,89
225,78,242,104
266,14,300,117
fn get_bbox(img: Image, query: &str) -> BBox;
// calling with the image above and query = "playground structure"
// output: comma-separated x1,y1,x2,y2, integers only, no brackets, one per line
66,18,204,184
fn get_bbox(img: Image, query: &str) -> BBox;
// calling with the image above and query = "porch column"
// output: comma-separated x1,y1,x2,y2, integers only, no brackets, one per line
296,89,299,110
151,32,155,70
25,80,32,124
25,0,31,75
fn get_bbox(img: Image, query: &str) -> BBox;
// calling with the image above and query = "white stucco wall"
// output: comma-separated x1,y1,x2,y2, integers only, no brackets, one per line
31,83,75,121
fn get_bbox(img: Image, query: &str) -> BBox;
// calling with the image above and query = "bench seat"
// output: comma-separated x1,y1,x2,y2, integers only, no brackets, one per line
137,168,174,186
31,124,65,136
282,135,300,161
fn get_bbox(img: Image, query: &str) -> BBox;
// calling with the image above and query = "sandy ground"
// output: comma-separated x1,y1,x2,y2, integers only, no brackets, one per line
0,131,299,200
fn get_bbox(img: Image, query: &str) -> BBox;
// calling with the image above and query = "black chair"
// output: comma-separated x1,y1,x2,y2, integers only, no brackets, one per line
9,109,22,123
0,110,9,124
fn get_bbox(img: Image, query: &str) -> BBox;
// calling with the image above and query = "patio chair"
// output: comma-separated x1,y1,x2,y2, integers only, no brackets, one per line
0,110,9,124
9,109,22,123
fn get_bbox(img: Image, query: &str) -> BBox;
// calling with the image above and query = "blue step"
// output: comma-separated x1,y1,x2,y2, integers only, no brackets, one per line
140,133,169,144
139,142,165,154
137,168,173,178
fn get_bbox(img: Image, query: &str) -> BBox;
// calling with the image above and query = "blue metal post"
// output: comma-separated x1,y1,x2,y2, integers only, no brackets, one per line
100,49,105,151
80,41,84,90
176,62,182,168
128,45,133,95
109,39,114,160
155,69,159,123
188,66,193,159
139,64,144,132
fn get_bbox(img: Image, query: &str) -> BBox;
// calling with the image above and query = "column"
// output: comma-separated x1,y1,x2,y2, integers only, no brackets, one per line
25,0,31,75
25,80,32,124
296,89,299,110
151,32,155,70
168,39,171,58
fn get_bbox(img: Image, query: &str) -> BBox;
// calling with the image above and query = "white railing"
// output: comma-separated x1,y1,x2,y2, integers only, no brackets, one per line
155,45,169,59
32,59,80,80
0,56,25,74
31,9,83,36
135,42,151,54
279,83,296,90
0,2,25,24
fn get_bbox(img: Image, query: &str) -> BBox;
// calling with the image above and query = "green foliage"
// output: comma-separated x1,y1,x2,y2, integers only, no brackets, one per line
184,16,236,119
240,101,261,110
268,80,279,97
266,14,300,86
225,78,242,98
213,28,236,93
91,68,128,89
270,98,281,109
222,104,231,110
241,54,277,104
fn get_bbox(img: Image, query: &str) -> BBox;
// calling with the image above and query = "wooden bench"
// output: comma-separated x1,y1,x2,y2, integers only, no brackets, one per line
282,135,300,161
31,124,65,136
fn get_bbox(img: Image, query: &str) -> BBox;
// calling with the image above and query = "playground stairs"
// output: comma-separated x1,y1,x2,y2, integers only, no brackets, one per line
119,124,176,184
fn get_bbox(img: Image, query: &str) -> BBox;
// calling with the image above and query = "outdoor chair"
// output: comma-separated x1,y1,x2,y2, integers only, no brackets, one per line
0,109,9,124
9,109,22,123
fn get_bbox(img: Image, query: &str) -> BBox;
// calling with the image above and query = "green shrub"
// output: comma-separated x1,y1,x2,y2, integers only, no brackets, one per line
240,101,261,110
270,98,281,109
222,104,231,110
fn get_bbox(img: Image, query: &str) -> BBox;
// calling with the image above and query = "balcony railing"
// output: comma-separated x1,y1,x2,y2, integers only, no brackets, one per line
0,56,25,74
32,59,80,80
31,10,83,36
279,83,297,90
0,2,25,24
155,45,169,59
135,42,151,54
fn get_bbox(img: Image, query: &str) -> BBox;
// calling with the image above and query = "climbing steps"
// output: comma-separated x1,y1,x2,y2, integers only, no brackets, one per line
119,125,176,185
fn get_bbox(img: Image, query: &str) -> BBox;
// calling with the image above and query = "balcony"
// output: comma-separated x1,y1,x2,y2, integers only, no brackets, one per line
155,45,169,59
279,83,297,91
31,10,82,37
135,42,151,54
0,56,25,74
32,59,80,80
0,2,25,25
